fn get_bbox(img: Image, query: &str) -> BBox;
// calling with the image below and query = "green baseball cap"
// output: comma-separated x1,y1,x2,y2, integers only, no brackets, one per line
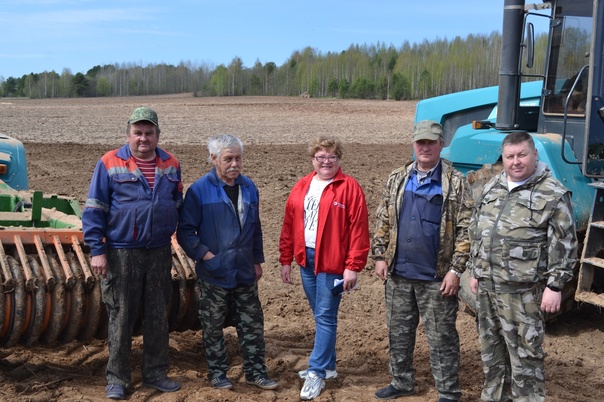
128,106,158,126
413,120,443,141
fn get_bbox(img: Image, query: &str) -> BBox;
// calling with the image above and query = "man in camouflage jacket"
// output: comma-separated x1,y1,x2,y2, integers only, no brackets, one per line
468,131,577,402
372,120,473,402
372,161,472,279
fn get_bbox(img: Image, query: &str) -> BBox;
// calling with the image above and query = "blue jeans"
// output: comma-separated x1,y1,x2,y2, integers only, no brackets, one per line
299,247,343,379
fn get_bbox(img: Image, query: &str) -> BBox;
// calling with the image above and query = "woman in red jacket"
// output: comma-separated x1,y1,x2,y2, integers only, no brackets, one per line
279,137,370,400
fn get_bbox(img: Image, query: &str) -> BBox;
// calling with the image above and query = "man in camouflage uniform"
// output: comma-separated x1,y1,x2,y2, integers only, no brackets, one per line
176,134,278,391
468,131,577,402
372,120,473,401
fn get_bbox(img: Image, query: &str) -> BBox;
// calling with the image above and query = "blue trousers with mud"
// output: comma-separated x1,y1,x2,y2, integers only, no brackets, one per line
199,279,269,382
102,245,173,389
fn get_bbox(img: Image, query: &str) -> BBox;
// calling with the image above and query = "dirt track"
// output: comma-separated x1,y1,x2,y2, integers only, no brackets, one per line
0,95,603,401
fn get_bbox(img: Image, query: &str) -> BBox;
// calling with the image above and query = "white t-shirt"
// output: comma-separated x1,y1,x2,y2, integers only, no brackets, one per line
507,177,530,191
304,177,333,249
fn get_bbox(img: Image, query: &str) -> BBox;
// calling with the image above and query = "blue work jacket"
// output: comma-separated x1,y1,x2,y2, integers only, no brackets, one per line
176,168,264,289
82,144,183,256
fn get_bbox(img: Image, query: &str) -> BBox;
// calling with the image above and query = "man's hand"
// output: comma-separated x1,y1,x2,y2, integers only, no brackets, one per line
440,271,460,296
375,260,388,280
255,264,263,281
91,254,108,278
541,287,562,313
470,276,478,294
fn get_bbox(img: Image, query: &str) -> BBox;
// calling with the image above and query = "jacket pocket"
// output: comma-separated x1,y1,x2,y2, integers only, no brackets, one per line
512,194,549,228
107,208,137,242
201,253,223,278
101,272,118,309
111,173,143,203
422,193,443,224
246,202,259,224
502,240,543,282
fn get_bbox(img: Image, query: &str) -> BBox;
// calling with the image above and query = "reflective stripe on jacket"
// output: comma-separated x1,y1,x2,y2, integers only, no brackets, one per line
83,144,183,256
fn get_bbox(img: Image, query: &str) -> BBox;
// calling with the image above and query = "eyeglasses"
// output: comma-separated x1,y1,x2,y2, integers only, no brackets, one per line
314,155,339,162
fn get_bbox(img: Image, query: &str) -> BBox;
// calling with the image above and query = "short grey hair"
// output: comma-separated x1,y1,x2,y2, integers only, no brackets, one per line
207,134,244,163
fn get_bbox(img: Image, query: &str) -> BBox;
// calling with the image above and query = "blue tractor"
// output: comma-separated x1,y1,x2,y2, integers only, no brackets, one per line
0,133,28,190
415,0,604,315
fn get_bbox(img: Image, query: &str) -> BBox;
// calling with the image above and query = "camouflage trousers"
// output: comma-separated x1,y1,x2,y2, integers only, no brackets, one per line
102,246,173,388
476,281,545,402
385,275,461,400
198,279,268,382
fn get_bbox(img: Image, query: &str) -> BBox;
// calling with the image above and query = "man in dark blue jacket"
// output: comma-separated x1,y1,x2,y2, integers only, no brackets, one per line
83,106,183,400
177,134,278,391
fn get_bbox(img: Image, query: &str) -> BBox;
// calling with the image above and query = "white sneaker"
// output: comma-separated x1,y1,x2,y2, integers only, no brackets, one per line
300,371,325,400
298,368,338,380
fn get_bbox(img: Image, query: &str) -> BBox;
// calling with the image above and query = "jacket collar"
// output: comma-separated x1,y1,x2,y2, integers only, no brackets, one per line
307,167,344,183
403,158,454,175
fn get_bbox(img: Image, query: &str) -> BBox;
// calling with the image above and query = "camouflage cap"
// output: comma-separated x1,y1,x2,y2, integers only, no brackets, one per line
413,120,443,141
128,106,158,126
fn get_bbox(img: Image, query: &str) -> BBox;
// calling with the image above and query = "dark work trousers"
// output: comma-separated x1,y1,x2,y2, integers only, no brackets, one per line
102,245,172,388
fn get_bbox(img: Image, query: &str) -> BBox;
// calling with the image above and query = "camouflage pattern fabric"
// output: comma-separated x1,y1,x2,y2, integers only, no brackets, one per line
477,280,545,402
468,161,577,289
468,161,577,401
102,245,173,389
385,275,462,400
372,158,470,401
372,158,473,277
198,279,268,382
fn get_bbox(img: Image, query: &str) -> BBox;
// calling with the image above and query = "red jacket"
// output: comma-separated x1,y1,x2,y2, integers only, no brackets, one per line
279,168,369,274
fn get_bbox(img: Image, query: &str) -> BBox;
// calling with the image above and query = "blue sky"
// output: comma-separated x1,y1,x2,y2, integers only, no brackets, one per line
0,0,504,79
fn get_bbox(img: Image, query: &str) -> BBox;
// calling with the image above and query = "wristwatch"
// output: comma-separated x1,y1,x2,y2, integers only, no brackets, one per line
449,269,462,278
546,284,562,292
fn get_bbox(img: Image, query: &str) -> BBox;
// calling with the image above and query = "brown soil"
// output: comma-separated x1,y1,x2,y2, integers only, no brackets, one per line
0,95,602,401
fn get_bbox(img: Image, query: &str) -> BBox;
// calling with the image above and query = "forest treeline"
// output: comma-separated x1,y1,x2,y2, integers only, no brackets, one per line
0,32,546,101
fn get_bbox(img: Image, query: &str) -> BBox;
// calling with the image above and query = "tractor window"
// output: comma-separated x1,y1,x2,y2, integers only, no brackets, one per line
441,105,494,146
542,3,592,115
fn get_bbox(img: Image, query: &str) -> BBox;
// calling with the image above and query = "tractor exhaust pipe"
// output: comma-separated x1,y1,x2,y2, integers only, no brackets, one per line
496,0,525,130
